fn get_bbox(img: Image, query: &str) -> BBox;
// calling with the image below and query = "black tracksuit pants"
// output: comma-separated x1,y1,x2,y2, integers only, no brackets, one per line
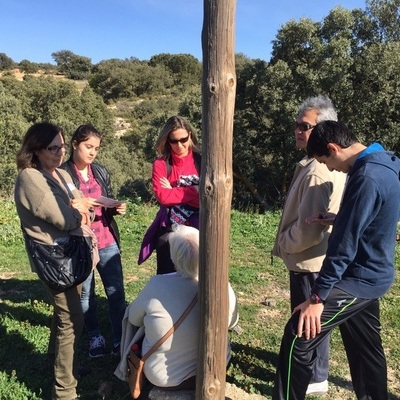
273,287,388,400
289,271,330,384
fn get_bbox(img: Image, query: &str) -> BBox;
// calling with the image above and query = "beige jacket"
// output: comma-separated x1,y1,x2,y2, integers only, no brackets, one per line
272,156,346,273
15,168,84,245
15,168,101,272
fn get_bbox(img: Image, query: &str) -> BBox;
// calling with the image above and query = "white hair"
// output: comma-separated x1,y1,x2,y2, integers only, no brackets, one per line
298,94,338,122
169,225,199,280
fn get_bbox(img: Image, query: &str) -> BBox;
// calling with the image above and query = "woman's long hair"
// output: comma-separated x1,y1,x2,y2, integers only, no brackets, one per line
154,115,200,159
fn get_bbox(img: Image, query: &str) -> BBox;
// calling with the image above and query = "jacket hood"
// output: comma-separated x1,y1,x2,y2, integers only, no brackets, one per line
352,149,400,178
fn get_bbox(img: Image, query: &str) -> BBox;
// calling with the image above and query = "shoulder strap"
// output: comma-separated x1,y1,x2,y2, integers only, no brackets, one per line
62,160,80,189
55,170,74,199
141,293,198,362
193,152,201,175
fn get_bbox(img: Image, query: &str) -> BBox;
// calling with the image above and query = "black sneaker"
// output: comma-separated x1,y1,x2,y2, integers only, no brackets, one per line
89,334,106,358
111,343,120,357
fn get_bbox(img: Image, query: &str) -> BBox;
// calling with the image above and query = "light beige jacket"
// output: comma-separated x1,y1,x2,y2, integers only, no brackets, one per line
272,156,346,273
15,168,83,245
15,168,99,272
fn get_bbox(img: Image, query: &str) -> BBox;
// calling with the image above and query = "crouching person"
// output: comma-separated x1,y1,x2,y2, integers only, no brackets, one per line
115,225,239,391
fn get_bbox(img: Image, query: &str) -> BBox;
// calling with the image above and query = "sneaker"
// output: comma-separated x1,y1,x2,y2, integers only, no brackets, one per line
89,334,106,358
306,380,328,396
111,343,121,357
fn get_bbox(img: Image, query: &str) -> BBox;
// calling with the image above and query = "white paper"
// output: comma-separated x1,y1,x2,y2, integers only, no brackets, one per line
95,196,125,208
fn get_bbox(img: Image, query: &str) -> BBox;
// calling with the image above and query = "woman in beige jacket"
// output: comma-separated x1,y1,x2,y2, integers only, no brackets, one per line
15,122,94,400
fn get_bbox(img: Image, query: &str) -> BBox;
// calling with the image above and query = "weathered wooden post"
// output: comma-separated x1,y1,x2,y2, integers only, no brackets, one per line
196,0,237,399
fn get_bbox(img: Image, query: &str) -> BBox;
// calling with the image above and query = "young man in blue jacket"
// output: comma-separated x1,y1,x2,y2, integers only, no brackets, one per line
273,120,400,400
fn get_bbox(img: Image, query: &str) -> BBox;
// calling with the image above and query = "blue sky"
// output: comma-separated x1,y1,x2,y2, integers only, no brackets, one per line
1,0,367,64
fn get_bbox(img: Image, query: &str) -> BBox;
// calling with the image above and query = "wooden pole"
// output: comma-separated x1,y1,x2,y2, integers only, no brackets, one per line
197,0,236,399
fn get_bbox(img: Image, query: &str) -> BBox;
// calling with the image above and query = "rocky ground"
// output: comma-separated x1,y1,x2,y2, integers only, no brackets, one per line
97,380,269,399
225,383,268,399
143,383,267,400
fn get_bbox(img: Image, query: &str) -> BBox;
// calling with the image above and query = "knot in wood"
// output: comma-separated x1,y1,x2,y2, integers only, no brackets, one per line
207,385,217,395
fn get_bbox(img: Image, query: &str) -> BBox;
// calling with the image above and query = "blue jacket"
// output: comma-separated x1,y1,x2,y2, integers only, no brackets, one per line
313,144,400,300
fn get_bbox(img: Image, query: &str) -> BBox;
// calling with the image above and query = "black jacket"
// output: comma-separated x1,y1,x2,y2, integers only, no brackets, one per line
60,160,121,246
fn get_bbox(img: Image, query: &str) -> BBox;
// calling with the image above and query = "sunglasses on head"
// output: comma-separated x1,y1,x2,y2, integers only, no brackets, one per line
294,122,316,132
168,135,190,145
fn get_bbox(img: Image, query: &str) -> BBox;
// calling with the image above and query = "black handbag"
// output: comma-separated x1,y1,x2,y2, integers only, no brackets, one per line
23,232,93,292
21,169,94,292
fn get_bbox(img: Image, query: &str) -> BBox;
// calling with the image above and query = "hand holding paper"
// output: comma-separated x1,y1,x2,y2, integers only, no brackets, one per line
95,196,126,209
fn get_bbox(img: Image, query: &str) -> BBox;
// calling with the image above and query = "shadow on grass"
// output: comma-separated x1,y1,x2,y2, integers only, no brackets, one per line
0,279,52,399
228,341,277,397
0,277,49,303
3,277,398,400
0,277,131,400
228,340,400,400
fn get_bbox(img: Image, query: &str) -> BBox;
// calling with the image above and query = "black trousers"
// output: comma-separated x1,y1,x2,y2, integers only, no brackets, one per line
289,272,330,383
273,287,388,400
155,228,175,275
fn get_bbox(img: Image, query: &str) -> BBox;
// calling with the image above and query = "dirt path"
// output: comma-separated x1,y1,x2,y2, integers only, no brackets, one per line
225,383,268,399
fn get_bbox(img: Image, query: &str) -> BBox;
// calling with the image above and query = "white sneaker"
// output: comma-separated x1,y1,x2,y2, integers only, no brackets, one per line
306,379,328,396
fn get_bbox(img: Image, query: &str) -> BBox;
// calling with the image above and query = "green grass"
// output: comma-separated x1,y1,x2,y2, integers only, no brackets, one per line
0,201,399,399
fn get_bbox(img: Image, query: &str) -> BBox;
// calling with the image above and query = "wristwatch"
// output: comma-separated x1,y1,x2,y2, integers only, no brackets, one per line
310,293,324,304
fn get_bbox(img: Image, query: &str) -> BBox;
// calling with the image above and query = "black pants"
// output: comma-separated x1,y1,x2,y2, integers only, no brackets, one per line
273,287,388,400
289,272,329,384
155,228,175,275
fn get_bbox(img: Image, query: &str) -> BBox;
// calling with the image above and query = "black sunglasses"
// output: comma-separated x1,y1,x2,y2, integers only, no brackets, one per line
294,122,316,132
168,135,190,145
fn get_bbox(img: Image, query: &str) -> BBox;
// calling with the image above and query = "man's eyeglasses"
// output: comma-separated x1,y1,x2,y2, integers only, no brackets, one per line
294,122,316,132
168,136,190,145
47,144,69,154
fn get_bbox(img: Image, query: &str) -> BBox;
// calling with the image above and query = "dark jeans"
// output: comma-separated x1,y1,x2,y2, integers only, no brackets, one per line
273,287,388,400
289,271,329,383
81,242,126,346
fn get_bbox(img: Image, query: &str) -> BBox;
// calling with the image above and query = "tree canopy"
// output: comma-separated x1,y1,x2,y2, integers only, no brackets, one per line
52,50,92,80
1,0,400,209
